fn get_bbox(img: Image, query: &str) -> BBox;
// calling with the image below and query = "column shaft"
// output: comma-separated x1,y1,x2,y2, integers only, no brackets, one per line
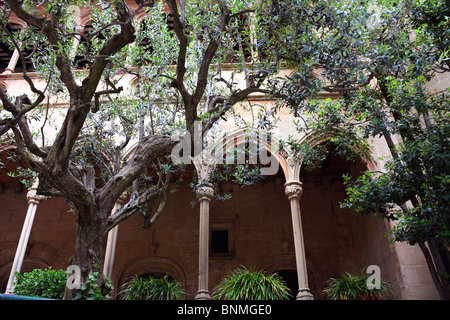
5,182,44,294
103,193,127,280
285,181,313,300
195,183,214,300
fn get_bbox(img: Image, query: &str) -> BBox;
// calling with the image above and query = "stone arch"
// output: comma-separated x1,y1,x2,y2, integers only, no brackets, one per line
78,7,92,28
116,256,187,290
204,125,291,181
258,254,297,274
129,75,139,89
0,80,8,91
123,125,291,181
133,8,148,22
0,257,49,293
258,254,329,299
295,130,379,175
291,130,402,299
0,144,17,153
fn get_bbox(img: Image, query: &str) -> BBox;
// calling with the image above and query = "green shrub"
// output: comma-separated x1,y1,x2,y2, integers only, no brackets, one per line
323,269,392,300
121,275,187,300
13,268,67,299
212,266,291,300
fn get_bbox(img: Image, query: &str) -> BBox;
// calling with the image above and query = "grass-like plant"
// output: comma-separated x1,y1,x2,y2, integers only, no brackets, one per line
121,274,186,300
212,266,291,300
324,269,392,300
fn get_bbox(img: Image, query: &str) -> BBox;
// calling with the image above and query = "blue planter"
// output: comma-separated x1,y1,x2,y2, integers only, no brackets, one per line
0,293,55,300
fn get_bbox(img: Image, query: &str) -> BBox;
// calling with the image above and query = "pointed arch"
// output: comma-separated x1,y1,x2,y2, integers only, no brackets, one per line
204,125,290,180
295,130,378,173
123,126,292,181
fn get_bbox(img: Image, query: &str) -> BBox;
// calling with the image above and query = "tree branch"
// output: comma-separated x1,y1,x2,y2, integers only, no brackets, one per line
142,170,172,229
191,2,231,107
166,0,191,103
5,0,44,28
39,1,136,169
202,86,277,134
104,170,172,233
82,0,137,102
6,0,79,97
97,134,177,210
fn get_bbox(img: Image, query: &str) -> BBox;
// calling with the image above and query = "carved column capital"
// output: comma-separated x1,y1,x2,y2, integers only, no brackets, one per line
26,182,46,205
196,183,214,202
284,181,303,200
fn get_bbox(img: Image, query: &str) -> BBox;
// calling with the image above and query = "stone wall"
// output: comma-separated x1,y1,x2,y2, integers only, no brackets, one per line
0,162,441,299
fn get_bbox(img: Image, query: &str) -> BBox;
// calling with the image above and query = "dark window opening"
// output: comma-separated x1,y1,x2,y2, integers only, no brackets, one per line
0,23,35,73
138,272,173,281
211,230,229,254
74,24,95,68
164,13,175,32
225,15,252,63
0,40,14,72
276,270,298,300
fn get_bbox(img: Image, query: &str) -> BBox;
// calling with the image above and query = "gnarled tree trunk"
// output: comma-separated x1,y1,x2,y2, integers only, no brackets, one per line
64,206,109,300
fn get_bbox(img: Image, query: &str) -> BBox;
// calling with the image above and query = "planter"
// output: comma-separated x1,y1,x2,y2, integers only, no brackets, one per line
0,293,56,300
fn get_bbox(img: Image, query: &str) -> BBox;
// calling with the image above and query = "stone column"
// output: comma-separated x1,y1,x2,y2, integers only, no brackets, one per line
5,181,45,294
3,49,21,74
103,193,127,280
2,27,27,75
285,180,313,300
194,183,214,300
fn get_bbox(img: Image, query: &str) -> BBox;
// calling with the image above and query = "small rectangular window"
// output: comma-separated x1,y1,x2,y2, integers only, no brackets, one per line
211,230,229,254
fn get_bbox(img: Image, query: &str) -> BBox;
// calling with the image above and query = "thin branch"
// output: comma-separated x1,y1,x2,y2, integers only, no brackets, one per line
82,0,136,102
166,0,190,102
93,86,123,113
0,22,46,106
40,95,51,147
191,2,231,107
143,170,172,229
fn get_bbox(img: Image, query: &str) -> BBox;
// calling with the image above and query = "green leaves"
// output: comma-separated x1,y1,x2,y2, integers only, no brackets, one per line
411,0,450,72
13,267,113,300
121,275,187,300
341,89,450,246
212,266,291,300
74,271,114,300
13,268,68,299
323,268,392,300
261,0,450,251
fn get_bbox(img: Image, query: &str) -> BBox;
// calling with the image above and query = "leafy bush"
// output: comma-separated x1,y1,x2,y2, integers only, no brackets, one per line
13,268,67,299
212,266,291,300
121,275,186,300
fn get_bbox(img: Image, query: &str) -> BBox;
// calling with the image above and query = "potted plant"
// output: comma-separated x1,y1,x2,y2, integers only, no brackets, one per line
212,266,291,300
121,274,186,300
324,268,392,300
